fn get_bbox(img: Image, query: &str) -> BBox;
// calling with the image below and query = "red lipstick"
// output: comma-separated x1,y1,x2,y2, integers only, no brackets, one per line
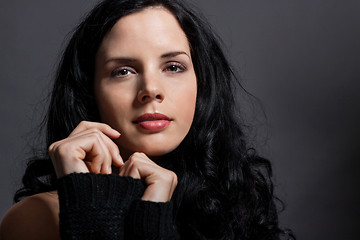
133,113,172,131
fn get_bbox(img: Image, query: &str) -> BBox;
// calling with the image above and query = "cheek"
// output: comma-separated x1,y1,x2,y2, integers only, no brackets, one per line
95,86,131,125
184,90,197,121
175,80,197,128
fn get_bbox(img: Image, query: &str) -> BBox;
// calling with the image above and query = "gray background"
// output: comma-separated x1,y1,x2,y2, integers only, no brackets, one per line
1,0,359,239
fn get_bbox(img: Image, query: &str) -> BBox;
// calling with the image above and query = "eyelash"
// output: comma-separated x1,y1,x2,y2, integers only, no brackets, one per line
110,62,186,78
164,62,186,73
110,67,133,78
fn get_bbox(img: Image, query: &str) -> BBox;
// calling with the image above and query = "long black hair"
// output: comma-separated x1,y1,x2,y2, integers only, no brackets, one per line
15,0,294,239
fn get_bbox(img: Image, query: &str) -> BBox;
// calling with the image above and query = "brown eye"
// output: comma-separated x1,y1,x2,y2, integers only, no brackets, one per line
118,69,129,75
164,62,186,73
167,65,179,72
111,68,132,78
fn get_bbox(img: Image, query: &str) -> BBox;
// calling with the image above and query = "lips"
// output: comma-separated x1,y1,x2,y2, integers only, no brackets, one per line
133,113,172,131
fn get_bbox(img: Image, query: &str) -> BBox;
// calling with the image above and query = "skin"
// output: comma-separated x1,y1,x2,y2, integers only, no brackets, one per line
0,191,60,240
95,6,197,160
0,7,197,239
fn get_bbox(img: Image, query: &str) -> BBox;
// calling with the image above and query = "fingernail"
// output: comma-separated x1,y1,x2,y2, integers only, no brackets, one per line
117,154,124,164
112,129,121,135
108,166,112,174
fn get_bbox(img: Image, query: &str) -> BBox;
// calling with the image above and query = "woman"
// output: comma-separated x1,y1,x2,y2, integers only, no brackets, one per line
0,0,294,239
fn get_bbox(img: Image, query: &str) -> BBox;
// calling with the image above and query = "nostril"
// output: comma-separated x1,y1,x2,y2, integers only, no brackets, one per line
141,95,148,102
137,90,163,103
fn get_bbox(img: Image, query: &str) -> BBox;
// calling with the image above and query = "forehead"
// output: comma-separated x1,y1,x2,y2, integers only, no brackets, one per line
97,7,191,58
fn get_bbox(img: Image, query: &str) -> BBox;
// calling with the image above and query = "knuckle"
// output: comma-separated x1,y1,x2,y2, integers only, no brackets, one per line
127,157,138,165
163,170,178,184
171,172,178,186
48,142,56,152
127,157,142,169
170,171,177,179
138,152,146,157
49,142,59,153
90,131,103,141
132,152,142,158
55,143,72,157
48,140,64,153
89,128,101,135
131,152,147,161
128,153,136,161
79,120,89,126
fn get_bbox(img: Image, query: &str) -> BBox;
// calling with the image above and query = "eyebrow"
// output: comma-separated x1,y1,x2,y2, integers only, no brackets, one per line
105,57,137,64
161,51,190,59
104,51,190,64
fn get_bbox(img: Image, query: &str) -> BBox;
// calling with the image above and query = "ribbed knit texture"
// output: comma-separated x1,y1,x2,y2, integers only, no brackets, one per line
126,200,180,240
57,173,178,240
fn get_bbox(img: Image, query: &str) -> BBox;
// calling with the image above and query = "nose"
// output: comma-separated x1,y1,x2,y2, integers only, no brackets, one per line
137,74,164,104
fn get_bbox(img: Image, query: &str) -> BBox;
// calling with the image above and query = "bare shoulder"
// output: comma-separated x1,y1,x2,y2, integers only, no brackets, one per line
0,191,60,240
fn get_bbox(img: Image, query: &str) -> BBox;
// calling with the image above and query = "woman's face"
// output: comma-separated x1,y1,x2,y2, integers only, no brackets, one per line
94,7,197,159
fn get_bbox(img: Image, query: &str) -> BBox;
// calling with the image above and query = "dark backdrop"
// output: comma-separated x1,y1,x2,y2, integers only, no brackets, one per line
1,1,359,239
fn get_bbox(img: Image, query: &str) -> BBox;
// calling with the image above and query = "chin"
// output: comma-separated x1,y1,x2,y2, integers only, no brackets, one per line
118,140,180,160
136,145,177,157
117,131,185,155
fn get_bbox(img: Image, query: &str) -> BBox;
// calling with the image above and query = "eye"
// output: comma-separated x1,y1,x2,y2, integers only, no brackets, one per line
110,67,133,78
164,62,186,73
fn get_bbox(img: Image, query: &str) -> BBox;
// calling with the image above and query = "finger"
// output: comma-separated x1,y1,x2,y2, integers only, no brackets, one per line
118,152,148,179
83,132,113,174
84,161,92,171
118,152,178,202
59,131,112,174
118,160,142,179
49,137,93,177
69,121,120,139
98,132,124,167
118,152,161,180
69,128,124,168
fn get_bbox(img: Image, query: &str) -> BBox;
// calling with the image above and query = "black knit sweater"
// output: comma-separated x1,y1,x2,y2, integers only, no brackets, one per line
57,173,179,239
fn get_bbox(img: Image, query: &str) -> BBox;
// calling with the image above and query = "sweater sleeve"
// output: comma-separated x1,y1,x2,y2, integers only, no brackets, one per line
57,173,146,240
125,200,180,240
57,173,180,240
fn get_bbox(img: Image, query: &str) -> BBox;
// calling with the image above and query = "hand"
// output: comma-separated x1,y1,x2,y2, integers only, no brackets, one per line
119,152,177,202
48,121,124,178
